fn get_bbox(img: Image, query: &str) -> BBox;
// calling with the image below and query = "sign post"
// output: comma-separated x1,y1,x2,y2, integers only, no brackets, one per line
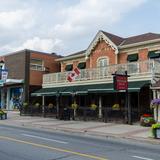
113,71,131,124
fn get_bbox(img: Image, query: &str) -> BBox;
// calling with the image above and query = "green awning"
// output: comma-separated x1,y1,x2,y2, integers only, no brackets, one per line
88,80,150,93
127,54,138,62
77,62,86,69
32,80,150,96
31,87,66,96
148,51,160,59
65,64,73,71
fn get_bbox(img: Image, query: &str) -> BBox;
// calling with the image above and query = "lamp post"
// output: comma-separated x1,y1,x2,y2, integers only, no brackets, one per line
0,60,4,109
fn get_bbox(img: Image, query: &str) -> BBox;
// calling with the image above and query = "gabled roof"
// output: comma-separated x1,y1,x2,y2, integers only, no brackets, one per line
57,31,160,61
121,32,160,46
101,31,124,45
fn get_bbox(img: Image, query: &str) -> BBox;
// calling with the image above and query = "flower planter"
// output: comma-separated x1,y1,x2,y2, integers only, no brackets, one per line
152,123,160,138
140,115,155,127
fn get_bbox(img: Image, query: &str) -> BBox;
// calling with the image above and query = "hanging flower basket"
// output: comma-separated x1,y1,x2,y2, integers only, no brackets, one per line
48,103,54,109
150,99,160,109
71,102,78,110
34,103,40,108
112,104,120,111
90,104,97,110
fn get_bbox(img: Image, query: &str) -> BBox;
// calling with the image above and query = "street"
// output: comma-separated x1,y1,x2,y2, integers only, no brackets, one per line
0,125,159,160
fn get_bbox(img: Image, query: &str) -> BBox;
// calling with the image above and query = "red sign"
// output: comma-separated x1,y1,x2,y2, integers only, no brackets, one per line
114,75,128,90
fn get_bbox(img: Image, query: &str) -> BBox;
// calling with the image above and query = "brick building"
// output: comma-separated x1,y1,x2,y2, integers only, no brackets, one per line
0,49,60,110
33,30,160,122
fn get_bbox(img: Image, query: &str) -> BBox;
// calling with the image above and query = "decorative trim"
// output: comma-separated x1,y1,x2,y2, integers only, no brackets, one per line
85,31,118,59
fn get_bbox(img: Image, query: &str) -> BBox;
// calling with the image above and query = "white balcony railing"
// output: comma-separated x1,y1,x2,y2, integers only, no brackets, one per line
43,60,159,85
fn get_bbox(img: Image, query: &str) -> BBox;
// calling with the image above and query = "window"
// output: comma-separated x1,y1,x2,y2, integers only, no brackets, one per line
30,59,44,71
97,57,108,68
77,62,86,69
127,54,139,74
65,64,73,71
97,57,109,77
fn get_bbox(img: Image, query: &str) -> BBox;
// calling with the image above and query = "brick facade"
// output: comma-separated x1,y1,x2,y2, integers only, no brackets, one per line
89,40,116,68
5,51,26,79
30,52,60,86
139,48,148,61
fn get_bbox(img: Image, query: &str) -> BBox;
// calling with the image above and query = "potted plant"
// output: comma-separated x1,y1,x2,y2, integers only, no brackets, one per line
140,113,155,127
151,123,160,138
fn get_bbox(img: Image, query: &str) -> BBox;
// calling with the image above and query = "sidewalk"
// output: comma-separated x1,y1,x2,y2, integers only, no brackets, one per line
0,111,159,144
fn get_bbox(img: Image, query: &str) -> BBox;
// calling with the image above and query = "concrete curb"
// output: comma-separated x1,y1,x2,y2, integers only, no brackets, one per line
1,122,159,145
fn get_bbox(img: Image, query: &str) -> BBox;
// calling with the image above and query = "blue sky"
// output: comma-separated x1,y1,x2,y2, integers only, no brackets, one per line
0,0,159,56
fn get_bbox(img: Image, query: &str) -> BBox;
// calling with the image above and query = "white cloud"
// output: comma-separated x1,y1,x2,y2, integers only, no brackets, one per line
53,0,146,37
16,37,64,52
0,0,147,55
0,9,35,29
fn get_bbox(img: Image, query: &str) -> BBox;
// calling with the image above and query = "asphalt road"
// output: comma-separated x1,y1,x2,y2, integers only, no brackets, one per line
0,125,159,160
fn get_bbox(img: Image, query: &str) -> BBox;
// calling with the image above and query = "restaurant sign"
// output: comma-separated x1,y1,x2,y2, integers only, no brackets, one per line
113,75,128,90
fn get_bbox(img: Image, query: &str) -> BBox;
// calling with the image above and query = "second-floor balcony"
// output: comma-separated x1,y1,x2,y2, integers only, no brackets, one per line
43,59,160,87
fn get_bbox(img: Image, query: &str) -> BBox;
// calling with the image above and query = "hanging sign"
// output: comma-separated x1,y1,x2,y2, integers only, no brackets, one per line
113,75,128,90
